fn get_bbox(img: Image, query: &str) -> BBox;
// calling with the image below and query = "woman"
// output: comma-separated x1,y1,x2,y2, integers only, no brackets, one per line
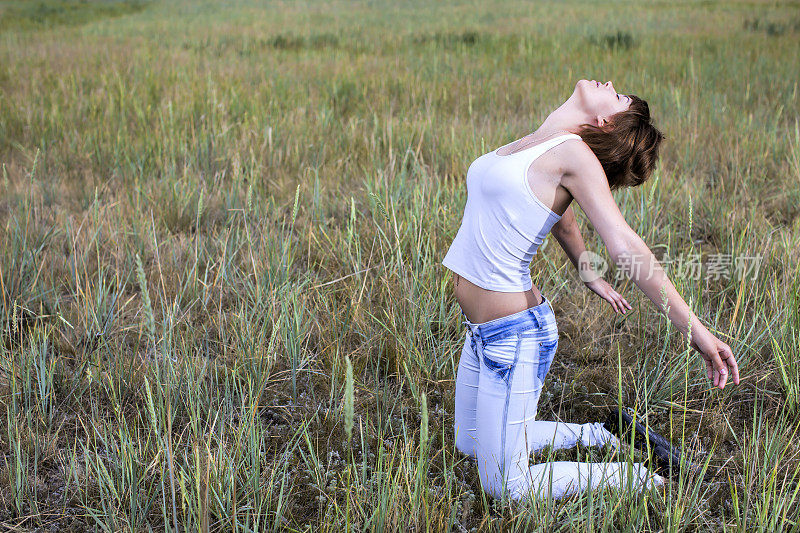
443,79,740,502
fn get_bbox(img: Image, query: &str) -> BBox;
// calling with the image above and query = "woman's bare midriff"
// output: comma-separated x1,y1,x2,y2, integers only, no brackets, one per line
452,272,544,324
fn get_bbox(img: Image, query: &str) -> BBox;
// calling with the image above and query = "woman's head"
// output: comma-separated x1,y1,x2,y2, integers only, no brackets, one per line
571,79,665,191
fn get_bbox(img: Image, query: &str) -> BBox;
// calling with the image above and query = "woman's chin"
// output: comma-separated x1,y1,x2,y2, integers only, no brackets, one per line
574,79,592,96
573,80,589,99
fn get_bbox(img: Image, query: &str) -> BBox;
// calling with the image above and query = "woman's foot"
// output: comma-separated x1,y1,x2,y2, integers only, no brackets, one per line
581,422,621,450
527,460,664,500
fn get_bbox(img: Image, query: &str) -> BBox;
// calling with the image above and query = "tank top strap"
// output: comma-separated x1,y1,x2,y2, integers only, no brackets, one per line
519,133,582,165
494,133,582,159
538,133,582,150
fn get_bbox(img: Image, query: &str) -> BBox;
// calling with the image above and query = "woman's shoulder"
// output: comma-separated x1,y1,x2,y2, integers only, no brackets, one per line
557,136,601,178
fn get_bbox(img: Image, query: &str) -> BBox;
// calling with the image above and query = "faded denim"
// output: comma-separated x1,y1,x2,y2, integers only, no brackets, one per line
453,294,664,501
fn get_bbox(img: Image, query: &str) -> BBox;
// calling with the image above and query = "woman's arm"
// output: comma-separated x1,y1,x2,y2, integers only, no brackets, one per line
551,206,633,314
551,206,586,272
560,140,740,390
611,233,739,389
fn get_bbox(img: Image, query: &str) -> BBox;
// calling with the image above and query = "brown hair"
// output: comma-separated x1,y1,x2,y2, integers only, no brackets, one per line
575,95,665,191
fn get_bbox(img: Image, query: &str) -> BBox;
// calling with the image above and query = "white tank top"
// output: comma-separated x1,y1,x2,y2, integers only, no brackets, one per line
441,133,581,292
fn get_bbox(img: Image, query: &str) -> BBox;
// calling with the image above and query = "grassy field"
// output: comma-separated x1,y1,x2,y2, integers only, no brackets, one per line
1,0,799,530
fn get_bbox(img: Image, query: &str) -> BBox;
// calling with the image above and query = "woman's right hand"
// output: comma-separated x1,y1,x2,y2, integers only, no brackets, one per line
687,322,740,390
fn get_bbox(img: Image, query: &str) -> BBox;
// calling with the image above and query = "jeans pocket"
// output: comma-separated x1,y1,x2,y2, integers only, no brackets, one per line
481,333,519,384
536,338,558,382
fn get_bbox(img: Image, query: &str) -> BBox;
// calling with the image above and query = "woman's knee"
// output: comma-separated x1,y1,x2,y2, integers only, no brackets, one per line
454,422,477,457
475,446,532,501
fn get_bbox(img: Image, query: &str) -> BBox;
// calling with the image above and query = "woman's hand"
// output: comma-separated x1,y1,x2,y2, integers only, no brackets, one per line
584,277,632,315
687,322,740,390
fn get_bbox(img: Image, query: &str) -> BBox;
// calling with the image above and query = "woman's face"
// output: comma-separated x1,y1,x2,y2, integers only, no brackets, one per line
574,79,632,126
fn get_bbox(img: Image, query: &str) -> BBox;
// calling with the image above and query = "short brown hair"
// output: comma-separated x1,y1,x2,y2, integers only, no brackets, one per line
575,95,665,191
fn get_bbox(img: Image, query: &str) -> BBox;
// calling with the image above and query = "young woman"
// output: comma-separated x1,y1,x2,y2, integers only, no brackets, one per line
443,79,741,502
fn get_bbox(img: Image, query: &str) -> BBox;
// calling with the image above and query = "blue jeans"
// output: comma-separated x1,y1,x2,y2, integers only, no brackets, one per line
453,294,663,501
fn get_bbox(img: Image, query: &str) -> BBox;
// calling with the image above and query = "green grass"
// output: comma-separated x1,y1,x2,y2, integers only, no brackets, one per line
0,0,799,530
0,0,148,33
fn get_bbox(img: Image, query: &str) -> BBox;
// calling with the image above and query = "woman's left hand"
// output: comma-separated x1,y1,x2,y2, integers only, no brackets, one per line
584,278,632,315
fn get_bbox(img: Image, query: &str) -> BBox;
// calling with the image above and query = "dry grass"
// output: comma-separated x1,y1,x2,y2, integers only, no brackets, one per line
0,0,799,531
